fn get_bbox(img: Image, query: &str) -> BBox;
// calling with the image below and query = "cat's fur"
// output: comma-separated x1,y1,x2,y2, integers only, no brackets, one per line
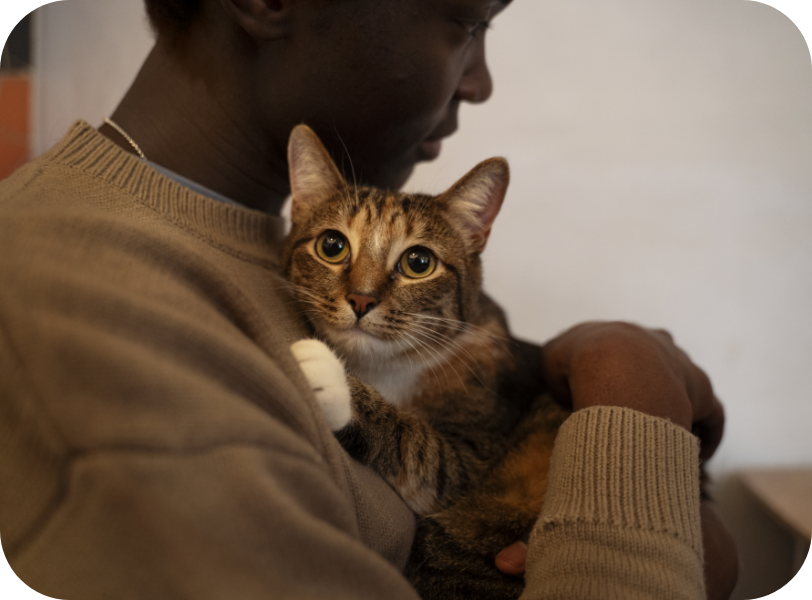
283,125,569,599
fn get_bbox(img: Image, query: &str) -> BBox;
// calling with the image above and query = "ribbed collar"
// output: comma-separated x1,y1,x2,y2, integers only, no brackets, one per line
41,120,287,270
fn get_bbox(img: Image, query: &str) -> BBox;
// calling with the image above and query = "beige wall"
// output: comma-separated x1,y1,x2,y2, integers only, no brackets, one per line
29,0,153,154
8,0,812,598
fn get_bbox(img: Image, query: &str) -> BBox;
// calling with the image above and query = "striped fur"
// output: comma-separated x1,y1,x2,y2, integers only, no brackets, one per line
283,125,570,599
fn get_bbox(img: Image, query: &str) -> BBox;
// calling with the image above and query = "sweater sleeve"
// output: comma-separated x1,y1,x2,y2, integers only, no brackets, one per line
0,166,421,599
0,304,423,600
522,406,706,600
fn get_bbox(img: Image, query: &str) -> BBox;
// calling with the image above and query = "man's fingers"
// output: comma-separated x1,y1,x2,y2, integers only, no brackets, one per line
694,398,725,461
540,321,727,450
683,362,724,460
495,540,527,576
685,361,714,415
539,339,574,409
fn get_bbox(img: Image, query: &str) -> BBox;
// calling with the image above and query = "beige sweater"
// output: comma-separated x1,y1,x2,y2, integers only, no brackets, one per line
0,121,705,599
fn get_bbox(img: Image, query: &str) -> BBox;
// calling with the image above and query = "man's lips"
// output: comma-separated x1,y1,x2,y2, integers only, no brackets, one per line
418,116,457,162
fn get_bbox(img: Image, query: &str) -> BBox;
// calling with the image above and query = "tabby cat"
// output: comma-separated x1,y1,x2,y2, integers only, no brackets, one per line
284,125,569,599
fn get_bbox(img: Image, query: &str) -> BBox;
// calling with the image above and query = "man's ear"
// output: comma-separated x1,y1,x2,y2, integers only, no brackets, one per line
438,158,509,254
288,124,347,224
219,0,291,40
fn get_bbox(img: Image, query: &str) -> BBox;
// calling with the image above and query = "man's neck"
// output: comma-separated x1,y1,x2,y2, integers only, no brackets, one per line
100,41,291,215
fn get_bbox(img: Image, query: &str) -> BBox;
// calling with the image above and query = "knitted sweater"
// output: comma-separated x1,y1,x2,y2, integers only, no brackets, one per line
0,121,705,599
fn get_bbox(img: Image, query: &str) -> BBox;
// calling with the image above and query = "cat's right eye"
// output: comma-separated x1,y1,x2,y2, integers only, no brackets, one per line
315,231,350,263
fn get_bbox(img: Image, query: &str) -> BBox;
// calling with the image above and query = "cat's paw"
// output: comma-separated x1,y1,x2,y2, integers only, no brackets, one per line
291,339,352,431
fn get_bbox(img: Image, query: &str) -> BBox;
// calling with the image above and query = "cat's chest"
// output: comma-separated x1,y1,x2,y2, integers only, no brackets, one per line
346,328,499,407
351,361,427,407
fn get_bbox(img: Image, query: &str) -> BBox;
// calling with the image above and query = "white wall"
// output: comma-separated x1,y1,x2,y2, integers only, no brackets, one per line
408,0,812,473
24,0,812,598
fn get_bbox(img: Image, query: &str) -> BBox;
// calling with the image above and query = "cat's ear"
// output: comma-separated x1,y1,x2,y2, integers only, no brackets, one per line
288,124,346,223
439,158,509,253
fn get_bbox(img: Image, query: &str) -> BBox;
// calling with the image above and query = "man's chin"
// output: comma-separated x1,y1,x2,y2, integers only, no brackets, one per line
389,164,416,191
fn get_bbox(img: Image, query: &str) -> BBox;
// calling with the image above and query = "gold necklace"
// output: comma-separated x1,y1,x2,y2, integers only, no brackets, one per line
104,117,147,160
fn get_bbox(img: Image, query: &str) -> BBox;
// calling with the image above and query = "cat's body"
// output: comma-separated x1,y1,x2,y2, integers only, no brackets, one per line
283,125,569,599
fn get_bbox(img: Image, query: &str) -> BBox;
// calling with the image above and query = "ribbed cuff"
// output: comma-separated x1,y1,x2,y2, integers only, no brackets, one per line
538,406,702,555
521,407,705,599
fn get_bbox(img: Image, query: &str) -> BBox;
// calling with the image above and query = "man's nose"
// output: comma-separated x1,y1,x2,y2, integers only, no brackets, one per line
455,45,493,104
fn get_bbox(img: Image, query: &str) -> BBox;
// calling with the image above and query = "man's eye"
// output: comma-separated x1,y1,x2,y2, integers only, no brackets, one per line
468,21,491,36
459,19,491,37
456,18,491,39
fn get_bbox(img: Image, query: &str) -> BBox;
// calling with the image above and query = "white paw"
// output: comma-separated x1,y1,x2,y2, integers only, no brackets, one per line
291,339,352,431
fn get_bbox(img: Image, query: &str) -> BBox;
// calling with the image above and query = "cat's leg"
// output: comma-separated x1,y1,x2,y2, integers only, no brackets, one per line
290,339,352,431
338,376,498,515
290,339,402,464
290,339,486,515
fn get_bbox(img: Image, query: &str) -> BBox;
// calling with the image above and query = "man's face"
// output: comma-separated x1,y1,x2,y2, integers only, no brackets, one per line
283,0,510,190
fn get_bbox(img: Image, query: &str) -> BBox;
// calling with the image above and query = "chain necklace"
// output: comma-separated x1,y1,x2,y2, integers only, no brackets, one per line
104,117,147,160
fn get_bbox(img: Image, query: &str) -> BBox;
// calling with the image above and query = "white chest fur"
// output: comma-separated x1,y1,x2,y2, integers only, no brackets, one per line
323,325,489,408
346,332,479,407
350,358,428,407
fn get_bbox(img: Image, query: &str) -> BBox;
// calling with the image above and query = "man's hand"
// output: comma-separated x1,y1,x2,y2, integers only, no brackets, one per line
540,321,724,459
495,540,527,576
494,322,736,597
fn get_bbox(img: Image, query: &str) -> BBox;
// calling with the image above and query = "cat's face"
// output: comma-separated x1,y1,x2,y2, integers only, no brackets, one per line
285,188,477,363
282,125,509,367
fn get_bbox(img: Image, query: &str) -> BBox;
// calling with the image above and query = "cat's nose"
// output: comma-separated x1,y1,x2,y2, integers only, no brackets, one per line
346,293,378,319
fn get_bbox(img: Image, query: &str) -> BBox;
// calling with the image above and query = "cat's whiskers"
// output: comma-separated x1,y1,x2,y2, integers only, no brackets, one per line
404,311,500,335
407,321,464,356
287,294,324,309
408,323,485,387
392,334,412,364
292,305,320,318
290,300,333,324
373,333,395,370
405,329,467,391
400,331,451,388
394,337,416,375
407,313,509,363
399,334,443,392
406,316,495,362
382,335,418,380
406,312,509,344
399,331,440,378
395,333,426,374
408,327,483,392
283,296,324,313
285,283,357,333
333,128,361,207
284,282,332,308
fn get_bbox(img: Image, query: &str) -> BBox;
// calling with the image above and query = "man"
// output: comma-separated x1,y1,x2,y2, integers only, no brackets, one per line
0,0,736,598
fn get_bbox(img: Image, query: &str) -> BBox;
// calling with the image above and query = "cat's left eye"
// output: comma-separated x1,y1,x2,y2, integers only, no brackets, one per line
400,247,436,279
316,230,350,263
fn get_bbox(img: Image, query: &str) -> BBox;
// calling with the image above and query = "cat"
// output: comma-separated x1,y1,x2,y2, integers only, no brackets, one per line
284,124,570,599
